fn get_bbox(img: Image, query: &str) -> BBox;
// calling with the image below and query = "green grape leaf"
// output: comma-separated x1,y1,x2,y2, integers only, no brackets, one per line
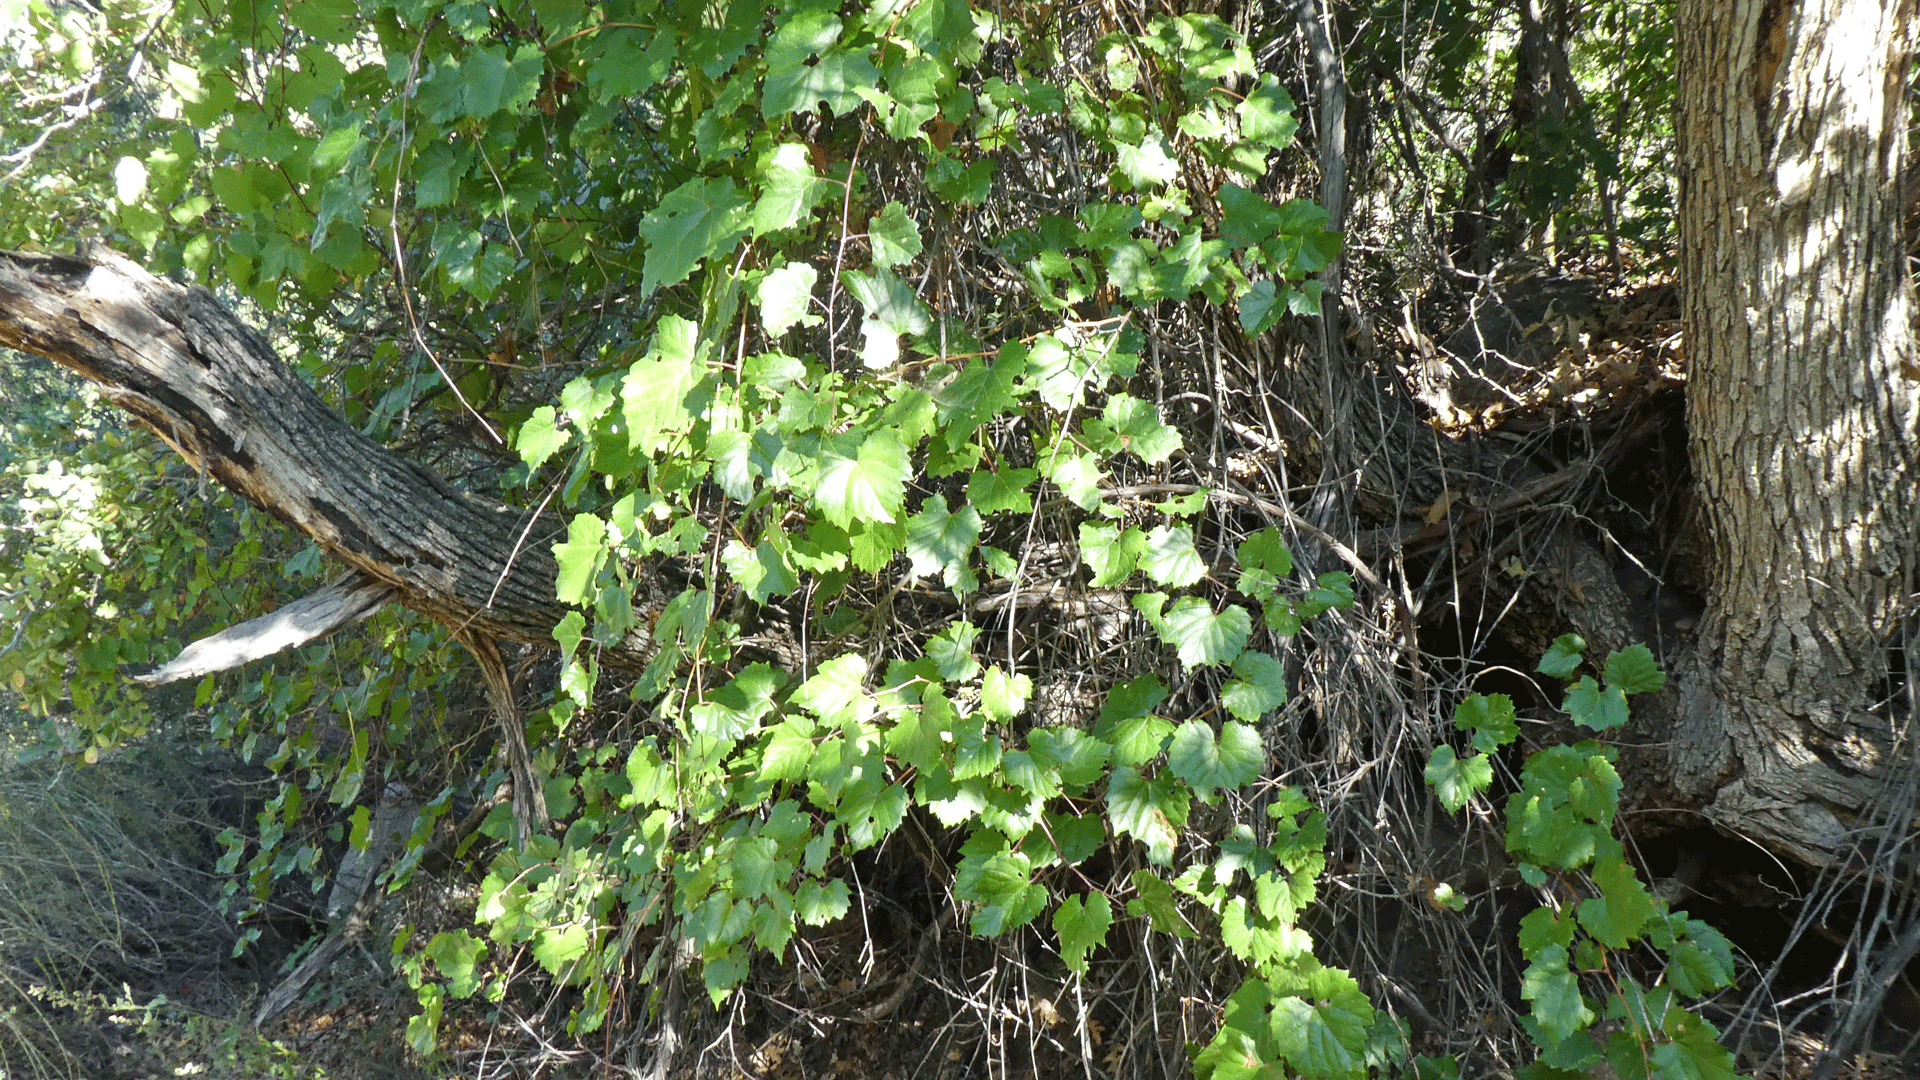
755,261,820,336
1517,906,1576,955
1053,892,1113,974
869,201,924,270
967,467,1037,515
1084,393,1181,463
531,922,589,975
1044,449,1104,511
926,152,994,204
794,654,869,724
921,774,992,826
1424,745,1492,813
516,405,570,469
707,429,760,501
1105,714,1175,767
1506,747,1621,869
1169,720,1264,800
951,715,1004,780
847,518,905,573
638,176,750,295
752,142,825,234
1237,75,1298,148
560,374,616,427
1238,279,1286,334
1237,527,1294,576
1000,749,1059,799
1044,809,1108,862
621,316,700,455
845,269,931,369
1666,920,1736,996
721,538,799,603
1520,945,1594,1045
1028,729,1111,792
553,513,607,606
1564,676,1629,731
1026,332,1095,410
1603,643,1667,695
1155,598,1251,668
1650,1008,1738,1080
1576,857,1659,948
751,899,796,957
1099,673,1168,724
981,665,1033,723
1219,184,1284,248
905,496,981,588
1221,649,1288,722
890,687,949,772
955,849,1046,935
1116,135,1179,188
936,344,1028,449
926,621,981,681
897,0,977,59
1126,868,1196,937
1269,996,1368,1080
421,930,486,998
815,431,909,528
1302,572,1355,612
1220,896,1312,967
795,878,851,925
1107,765,1189,865
1140,525,1206,588
730,836,781,900
764,45,879,117
623,739,672,808
760,717,817,780
1455,692,1520,752
1081,522,1144,587
1536,634,1587,679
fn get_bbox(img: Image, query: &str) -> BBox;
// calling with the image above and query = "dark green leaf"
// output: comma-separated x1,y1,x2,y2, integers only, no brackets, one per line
1107,765,1188,864
1168,720,1264,800
1536,634,1587,679
1053,892,1113,974
1603,644,1667,695
1221,649,1288,722
1424,746,1492,813
1520,945,1594,1045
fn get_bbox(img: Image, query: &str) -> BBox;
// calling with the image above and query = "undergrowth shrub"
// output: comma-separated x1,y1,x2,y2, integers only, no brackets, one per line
1424,636,1739,1080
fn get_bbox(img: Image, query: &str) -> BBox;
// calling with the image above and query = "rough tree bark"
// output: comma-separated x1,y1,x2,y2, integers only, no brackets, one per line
1673,0,1918,866
0,244,658,670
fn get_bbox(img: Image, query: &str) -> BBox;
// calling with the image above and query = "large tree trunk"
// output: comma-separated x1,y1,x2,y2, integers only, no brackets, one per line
1673,0,1918,866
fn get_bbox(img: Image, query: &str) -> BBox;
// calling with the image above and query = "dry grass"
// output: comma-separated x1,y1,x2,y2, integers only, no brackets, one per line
0,728,243,1078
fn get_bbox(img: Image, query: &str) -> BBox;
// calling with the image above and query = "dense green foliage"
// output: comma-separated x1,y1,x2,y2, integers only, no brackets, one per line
0,0,1730,1074
1426,638,1737,1080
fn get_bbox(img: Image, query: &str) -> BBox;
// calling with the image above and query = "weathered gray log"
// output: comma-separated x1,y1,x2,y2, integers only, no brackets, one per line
0,244,654,669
